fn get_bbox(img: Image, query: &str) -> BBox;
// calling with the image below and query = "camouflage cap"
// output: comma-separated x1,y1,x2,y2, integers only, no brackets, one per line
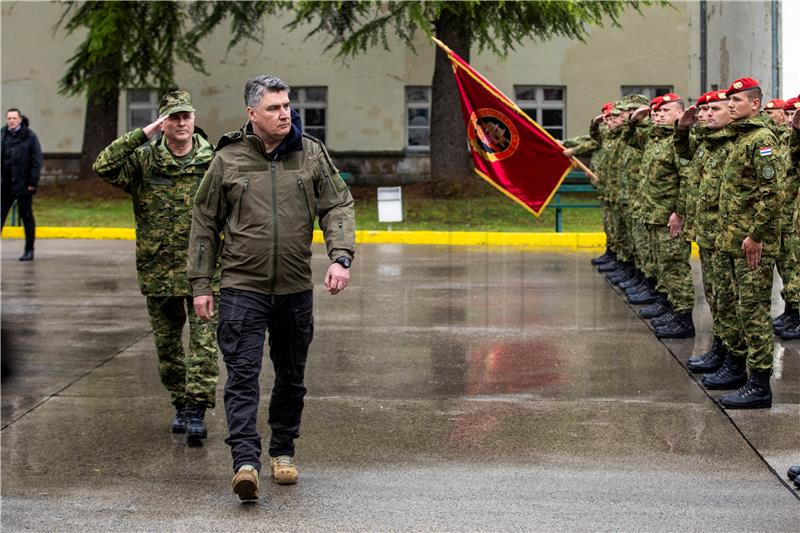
619,94,649,110
159,90,195,116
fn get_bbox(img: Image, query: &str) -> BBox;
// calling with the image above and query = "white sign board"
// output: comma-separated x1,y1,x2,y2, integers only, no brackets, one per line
377,186,403,223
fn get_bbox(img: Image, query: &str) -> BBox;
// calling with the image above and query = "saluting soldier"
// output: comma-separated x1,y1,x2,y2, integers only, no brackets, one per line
93,91,219,442
702,78,786,409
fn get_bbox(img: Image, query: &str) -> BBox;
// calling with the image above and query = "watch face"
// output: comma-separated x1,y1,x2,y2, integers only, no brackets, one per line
337,257,351,268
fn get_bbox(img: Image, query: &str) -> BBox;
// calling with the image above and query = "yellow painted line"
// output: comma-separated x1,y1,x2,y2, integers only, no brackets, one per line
1,226,700,255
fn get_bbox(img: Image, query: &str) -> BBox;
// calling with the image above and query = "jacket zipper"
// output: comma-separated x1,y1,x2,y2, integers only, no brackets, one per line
271,162,279,294
297,177,314,227
235,176,250,225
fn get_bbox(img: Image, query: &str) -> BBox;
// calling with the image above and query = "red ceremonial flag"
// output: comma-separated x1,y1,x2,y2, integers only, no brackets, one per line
435,38,574,216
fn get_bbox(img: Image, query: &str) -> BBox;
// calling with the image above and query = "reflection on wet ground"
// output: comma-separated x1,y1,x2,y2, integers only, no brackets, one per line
1,240,798,530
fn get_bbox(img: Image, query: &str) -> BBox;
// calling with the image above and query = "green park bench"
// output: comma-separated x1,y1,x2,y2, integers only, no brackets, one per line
546,169,600,232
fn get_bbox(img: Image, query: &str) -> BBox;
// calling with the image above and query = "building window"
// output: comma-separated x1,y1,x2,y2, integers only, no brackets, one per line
406,86,431,150
127,89,159,131
293,87,327,142
514,85,566,140
621,86,673,99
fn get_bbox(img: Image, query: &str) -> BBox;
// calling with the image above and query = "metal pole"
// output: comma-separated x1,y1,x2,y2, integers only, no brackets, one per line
772,0,780,96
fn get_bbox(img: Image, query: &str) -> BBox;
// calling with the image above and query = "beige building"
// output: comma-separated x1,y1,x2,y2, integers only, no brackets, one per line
1,1,788,183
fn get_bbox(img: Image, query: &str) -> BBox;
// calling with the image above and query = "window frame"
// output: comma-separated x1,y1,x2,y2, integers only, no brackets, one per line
292,86,328,142
126,89,159,132
405,86,432,152
620,86,674,99
513,85,566,140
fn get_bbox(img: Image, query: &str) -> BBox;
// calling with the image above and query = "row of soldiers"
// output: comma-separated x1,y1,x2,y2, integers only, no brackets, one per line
563,77,800,410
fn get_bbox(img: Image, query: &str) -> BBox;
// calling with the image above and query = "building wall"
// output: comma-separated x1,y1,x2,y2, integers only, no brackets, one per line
704,0,777,97
2,1,699,183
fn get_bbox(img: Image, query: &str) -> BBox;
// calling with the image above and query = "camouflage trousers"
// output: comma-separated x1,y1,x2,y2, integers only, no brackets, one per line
776,230,800,306
146,295,219,408
632,216,653,278
698,245,723,336
647,224,694,313
609,202,634,263
601,201,611,251
714,254,775,371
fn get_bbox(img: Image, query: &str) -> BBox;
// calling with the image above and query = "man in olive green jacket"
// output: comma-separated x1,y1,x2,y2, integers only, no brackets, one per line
188,75,355,502
93,91,219,444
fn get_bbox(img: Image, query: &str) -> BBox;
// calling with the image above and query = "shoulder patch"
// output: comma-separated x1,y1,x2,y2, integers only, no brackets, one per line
759,146,773,157
762,166,775,179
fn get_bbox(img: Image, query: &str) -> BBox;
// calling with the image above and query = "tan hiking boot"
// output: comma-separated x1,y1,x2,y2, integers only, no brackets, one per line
270,456,298,484
232,465,259,501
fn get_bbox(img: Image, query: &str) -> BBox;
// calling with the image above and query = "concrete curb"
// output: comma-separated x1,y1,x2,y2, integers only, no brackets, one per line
2,227,704,255
3,226,607,250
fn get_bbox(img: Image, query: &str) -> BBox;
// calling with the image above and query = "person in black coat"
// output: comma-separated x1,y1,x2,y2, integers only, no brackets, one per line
1,108,42,260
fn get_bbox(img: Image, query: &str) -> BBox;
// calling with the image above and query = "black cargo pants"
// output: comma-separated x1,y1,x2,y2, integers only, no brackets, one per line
217,288,314,473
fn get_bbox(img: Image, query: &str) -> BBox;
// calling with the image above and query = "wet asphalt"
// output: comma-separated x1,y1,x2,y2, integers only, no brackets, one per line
1,238,798,531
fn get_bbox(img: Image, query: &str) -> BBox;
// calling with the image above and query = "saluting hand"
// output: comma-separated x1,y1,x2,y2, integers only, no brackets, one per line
142,115,169,139
591,114,604,125
631,105,650,123
678,106,699,129
325,263,350,295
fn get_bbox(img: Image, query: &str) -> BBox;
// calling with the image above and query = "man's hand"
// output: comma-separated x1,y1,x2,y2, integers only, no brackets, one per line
562,147,575,158
193,295,215,321
742,236,763,269
631,105,650,123
142,115,168,139
793,110,800,131
591,114,604,125
678,106,699,129
324,262,350,295
667,212,683,238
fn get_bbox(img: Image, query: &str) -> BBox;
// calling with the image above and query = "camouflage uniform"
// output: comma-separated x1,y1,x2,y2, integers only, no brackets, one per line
633,123,694,313
93,92,219,408
774,126,800,307
623,119,656,279
602,127,627,261
675,124,737,336
781,128,800,304
714,112,785,371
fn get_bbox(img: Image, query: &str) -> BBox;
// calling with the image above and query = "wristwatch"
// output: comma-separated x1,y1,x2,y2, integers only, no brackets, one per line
334,256,351,269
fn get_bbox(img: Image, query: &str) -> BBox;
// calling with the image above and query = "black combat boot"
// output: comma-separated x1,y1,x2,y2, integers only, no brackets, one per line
591,250,614,266
719,369,772,409
619,274,644,290
170,405,188,433
628,288,659,305
687,336,726,373
185,406,208,443
787,465,800,481
650,307,677,328
624,283,648,297
655,311,695,338
597,260,619,273
702,355,747,390
777,312,800,340
18,249,34,261
639,298,670,319
772,301,795,331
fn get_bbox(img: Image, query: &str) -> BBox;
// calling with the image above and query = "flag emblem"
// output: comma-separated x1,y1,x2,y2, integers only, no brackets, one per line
468,109,520,162
759,147,773,157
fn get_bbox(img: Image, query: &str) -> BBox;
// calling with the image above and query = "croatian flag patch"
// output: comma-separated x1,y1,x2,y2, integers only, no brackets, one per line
759,147,773,156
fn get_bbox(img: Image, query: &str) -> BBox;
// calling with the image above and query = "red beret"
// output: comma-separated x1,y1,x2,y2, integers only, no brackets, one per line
659,93,682,104
765,99,785,110
726,77,760,96
649,96,664,109
601,102,613,115
696,92,711,106
705,91,727,104
784,97,800,111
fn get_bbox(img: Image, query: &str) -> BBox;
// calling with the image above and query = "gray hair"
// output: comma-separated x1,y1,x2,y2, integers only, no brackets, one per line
244,75,290,108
